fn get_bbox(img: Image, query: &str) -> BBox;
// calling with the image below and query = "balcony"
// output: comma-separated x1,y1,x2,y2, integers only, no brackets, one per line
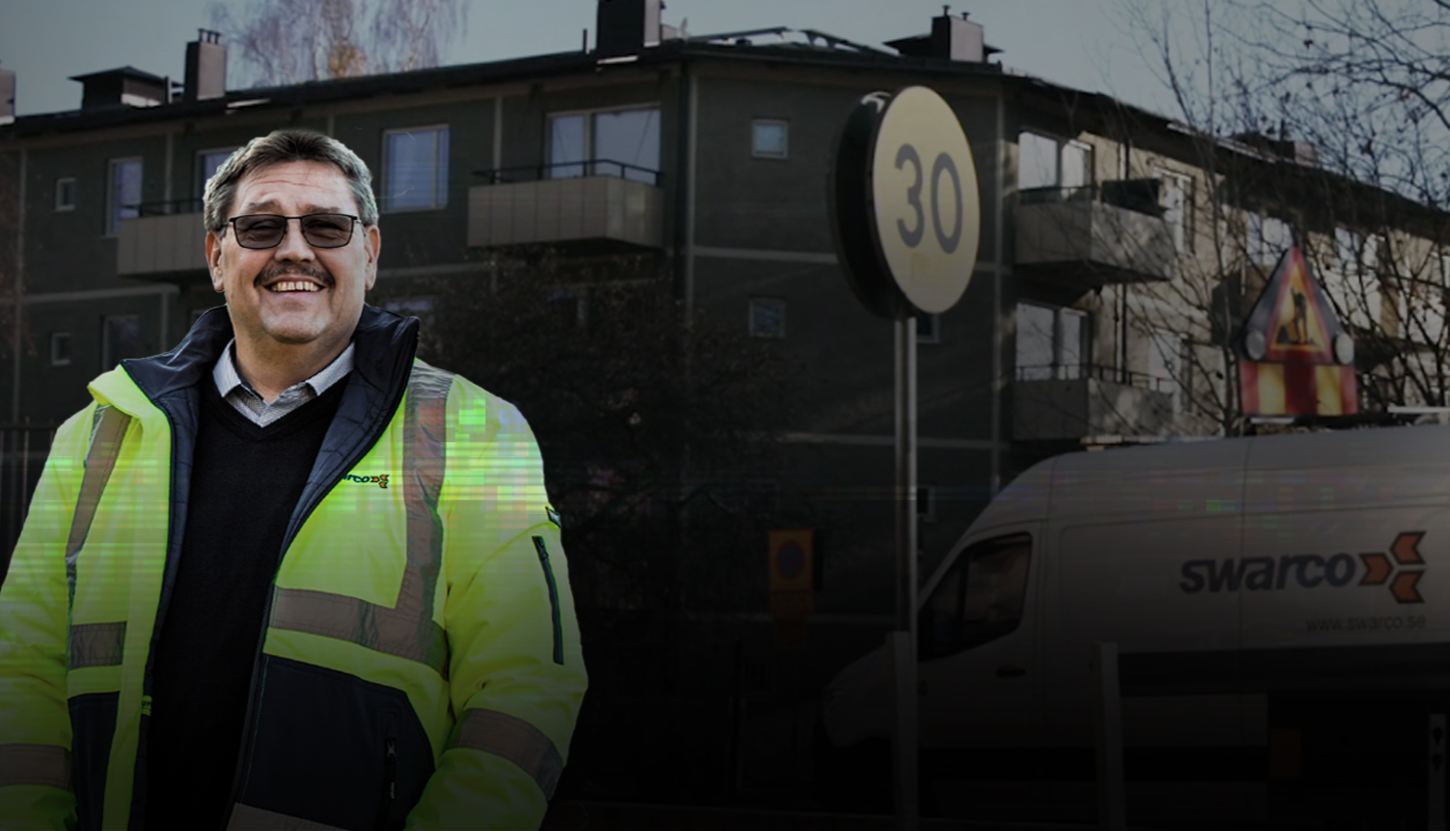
468,161,664,253
1014,181,1176,285
116,200,207,277
1013,364,1176,441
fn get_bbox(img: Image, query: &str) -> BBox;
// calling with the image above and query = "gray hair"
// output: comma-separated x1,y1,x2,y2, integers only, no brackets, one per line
202,129,378,233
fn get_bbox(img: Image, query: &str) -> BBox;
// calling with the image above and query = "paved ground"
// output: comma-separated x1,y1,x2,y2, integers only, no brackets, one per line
541,802,1336,830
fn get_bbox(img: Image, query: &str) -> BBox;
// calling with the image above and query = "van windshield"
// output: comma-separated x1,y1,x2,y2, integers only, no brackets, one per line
919,533,1032,661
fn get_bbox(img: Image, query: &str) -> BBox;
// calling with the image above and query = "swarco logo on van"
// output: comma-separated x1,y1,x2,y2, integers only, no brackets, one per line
1178,531,1426,604
344,473,390,489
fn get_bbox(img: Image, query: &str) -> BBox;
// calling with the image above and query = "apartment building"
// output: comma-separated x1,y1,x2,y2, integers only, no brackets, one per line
3,0,1447,807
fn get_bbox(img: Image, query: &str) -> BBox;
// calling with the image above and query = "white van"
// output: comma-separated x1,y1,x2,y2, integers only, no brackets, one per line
821,425,1450,821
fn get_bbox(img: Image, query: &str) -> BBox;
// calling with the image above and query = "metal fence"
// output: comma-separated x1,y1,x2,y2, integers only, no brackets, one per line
0,423,59,584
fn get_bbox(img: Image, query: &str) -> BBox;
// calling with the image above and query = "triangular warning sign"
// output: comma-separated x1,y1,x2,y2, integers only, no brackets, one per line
1241,245,1349,365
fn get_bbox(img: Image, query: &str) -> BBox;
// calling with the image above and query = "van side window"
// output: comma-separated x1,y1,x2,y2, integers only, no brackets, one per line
919,533,1032,660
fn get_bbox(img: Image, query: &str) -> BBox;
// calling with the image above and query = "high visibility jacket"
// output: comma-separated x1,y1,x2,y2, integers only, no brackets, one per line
0,306,586,830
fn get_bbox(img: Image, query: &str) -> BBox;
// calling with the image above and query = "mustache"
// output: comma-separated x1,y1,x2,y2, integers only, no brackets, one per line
255,262,333,288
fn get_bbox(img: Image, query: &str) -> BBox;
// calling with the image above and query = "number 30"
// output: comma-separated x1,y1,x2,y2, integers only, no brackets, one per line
894,143,964,254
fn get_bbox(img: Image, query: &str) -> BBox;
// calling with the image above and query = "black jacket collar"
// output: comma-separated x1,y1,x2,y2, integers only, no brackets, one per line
122,304,420,405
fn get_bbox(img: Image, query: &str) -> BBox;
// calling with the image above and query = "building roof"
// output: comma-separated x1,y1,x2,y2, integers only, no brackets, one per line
1,30,1016,139
67,65,169,84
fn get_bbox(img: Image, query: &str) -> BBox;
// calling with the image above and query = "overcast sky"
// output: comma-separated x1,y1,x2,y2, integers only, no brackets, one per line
0,0,1182,118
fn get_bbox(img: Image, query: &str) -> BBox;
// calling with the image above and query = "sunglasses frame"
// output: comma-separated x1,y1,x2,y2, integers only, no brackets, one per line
224,213,362,250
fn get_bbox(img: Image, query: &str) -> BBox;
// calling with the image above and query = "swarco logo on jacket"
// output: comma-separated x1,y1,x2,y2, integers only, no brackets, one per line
343,473,390,488
1178,531,1426,604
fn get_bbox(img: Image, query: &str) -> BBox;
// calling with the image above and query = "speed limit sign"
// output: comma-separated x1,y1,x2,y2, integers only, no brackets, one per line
831,86,981,318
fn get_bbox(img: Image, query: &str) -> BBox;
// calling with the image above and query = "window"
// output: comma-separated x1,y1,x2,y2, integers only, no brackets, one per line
917,485,936,523
197,148,238,197
548,106,660,184
55,178,76,211
383,126,449,211
752,119,788,159
1015,302,1087,380
917,313,940,344
50,332,72,366
1149,330,1191,411
107,157,143,234
1334,227,1380,273
546,291,585,329
102,315,145,368
918,533,1032,660
1334,227,1360,269
1060,141,1091,189
1018,131,1093,195
749,297,786,339
1156,169,1192,252
1018,132,1058,190
1248,212,1292,266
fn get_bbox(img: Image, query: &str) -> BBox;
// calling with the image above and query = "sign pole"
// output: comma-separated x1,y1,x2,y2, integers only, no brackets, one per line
828,85,980,831
894,313,919,830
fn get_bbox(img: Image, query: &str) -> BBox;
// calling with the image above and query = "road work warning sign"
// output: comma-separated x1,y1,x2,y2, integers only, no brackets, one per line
1239,244,1358,416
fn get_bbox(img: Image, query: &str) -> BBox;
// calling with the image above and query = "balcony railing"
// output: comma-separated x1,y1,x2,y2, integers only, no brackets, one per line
468,159,664,252
135,198,205,217
1013,363,1176,441
1016,363,1178,394
116,199,207,277
474,159,662,186
1014,180,1175,284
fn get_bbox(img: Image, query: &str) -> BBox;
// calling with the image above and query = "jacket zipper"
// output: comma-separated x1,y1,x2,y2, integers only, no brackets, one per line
223,329,420,818
375,736,397,830
532,536,565,665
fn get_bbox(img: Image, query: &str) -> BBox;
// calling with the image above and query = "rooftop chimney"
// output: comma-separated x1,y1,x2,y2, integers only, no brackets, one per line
595,0,662,55
185,29,226,101
70,67,168,109
886,8,998,63
933,11,985,62
0,66,14,125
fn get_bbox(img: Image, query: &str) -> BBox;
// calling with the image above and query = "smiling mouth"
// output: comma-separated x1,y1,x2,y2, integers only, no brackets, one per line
267,280,323,293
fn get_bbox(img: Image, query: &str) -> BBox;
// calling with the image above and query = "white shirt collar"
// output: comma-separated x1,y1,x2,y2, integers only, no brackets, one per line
212,339,356,402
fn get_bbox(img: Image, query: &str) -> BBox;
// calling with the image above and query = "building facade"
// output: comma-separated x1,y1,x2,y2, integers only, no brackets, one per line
4,0,1449,814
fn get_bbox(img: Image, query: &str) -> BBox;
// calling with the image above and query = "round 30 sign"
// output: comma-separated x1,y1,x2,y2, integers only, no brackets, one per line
871,87,980,313
831,86,982,319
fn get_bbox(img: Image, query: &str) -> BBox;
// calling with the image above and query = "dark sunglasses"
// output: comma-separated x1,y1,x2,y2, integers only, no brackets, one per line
224,213,361,250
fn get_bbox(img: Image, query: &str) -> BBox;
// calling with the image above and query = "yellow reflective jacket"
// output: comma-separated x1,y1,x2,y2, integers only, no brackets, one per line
0,307,586,830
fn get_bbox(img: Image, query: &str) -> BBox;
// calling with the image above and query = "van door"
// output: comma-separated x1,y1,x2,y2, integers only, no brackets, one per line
917,527,1040,748
1038,511,1245,749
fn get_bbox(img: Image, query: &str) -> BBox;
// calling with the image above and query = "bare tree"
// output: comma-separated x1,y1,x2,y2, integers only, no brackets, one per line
382,252,799,795
1089,0,1450,436
208,0,468,87
391,252,797,625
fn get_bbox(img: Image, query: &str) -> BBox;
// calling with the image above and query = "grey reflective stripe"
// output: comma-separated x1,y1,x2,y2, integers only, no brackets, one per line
270,588,448,674
66,406,132,612
270,364,455,677
448,708,563,799
0,743,72,790
400,363,451,667
227,803,345,830
69,621,126,669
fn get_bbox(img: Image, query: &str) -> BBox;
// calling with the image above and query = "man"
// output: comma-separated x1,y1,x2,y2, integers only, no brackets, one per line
0,129,586,830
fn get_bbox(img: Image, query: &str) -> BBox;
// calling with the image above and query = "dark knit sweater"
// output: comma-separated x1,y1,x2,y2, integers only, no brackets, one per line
143,373,348,829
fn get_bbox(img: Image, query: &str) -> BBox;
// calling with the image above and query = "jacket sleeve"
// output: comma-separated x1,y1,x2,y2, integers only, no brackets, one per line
408,389,587,831
0,406,95,830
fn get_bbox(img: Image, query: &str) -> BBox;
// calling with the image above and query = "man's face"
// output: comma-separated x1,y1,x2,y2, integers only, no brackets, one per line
205,160,380,354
